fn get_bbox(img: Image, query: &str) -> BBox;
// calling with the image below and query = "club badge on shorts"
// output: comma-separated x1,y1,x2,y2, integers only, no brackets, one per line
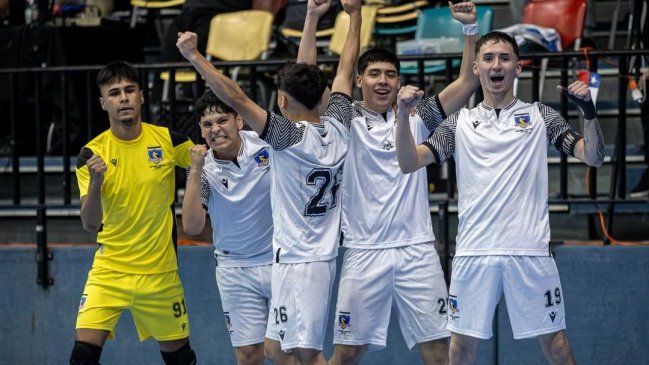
448,296,460,322
337,311,352,335
78,294,88,311
224,312,233,334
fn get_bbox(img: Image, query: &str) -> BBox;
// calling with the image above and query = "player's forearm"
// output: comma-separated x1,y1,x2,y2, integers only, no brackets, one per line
80,184,103,233
395,110,422,173
438,32,479,115
186,51,248,113
185,51,264,134
181,169,206,235
577,117,605,167
458,32,480,89
331,10,361,96
297,11,321,65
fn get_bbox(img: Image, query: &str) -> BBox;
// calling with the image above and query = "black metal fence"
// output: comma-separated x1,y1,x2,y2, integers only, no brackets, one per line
1,50,648,286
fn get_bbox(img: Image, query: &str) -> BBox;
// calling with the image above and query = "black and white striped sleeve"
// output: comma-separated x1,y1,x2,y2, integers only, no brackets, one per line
322,92,353,129
259,111,306,151
421,111,458,164
186,166,211,211
537,102,583,157
416,94,447,133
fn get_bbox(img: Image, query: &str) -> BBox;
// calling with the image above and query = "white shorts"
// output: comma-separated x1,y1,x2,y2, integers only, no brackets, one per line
447,255,567,340
271,260,336,351
333,243,450,351
215,264,278,347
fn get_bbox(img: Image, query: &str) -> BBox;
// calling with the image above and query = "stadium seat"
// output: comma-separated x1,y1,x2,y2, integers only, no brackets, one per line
328,6,378,56
399,5,493,75
129,0,185,45
161,10,275,103
520,0,588,98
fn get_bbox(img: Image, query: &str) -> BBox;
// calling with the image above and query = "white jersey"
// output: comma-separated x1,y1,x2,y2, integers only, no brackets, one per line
340,96,445,249
196,130,273,267
423,98,582,256
260,93,352,263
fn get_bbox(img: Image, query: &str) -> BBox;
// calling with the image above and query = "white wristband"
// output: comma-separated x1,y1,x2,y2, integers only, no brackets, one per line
463,23,479,36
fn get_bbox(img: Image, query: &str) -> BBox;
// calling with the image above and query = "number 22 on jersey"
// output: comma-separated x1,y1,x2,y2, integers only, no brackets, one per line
304,166,343,216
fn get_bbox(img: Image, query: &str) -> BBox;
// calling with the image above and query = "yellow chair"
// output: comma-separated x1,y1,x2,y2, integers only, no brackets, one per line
280,27,337,51
205,10,274,62
161,10,275,101
373,0,428,37
328,6,379,55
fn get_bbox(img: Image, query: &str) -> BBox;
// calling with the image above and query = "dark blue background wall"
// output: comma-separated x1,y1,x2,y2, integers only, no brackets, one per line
1,245,648,364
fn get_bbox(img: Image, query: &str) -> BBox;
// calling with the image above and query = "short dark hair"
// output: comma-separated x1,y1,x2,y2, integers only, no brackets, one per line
96,61,140,89
357,47,400,75
475,31,520,59
277,62,328,110
195,89,237,120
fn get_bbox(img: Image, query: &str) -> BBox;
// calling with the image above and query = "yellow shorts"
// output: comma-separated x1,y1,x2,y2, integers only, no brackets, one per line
75,266,191,342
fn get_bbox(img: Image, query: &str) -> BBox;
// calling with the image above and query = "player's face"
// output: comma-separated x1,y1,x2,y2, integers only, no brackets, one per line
356,61,401,113
473,40,521,99
99,79,144,126
199,108,243,157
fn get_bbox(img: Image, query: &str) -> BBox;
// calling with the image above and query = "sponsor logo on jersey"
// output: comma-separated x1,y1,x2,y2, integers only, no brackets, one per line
472,120,481,129
381,141,394,150
78,294,88,311
253,148,270,168
514,114,531,129
448,296,460,322
337,311,352,335
220,178,229,189
224,312,233,333
110,158,117,166
147,147,164,164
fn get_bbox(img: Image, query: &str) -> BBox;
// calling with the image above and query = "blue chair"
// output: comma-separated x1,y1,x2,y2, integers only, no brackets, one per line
400,5,493,75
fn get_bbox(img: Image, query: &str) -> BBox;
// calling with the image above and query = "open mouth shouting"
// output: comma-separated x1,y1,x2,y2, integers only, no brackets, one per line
490,75,505,85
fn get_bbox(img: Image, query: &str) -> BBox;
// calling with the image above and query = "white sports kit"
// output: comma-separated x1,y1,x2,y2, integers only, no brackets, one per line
196,130,277,345
333,96,451,351
423,98,584,339
260,92,352,351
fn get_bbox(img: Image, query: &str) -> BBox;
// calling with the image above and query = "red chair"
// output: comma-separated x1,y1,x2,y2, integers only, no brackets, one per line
520,0,587,99
522,0,587,50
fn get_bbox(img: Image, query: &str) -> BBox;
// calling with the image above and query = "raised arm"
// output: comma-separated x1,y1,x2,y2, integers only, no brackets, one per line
557,80,605,167
182,145,208,236
176,32,268,135
437,1,481,114
395,85,437,173
297,0,332,65
330,0,361,97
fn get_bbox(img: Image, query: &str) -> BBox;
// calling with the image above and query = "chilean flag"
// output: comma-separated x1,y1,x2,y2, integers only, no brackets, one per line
577,70,601,104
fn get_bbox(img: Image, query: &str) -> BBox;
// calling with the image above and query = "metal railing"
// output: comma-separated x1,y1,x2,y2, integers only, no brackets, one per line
1,49,648,287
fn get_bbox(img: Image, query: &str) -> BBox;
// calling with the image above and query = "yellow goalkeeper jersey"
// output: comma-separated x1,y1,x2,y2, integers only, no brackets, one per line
76,122,193,274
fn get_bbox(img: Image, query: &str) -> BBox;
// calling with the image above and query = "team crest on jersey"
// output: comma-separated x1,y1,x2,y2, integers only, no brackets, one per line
448,296,460,322
224,312,233,333
514,114,531,129
147,147,164,164
337,312,352,335
253,148,270,168
78,294,88,311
